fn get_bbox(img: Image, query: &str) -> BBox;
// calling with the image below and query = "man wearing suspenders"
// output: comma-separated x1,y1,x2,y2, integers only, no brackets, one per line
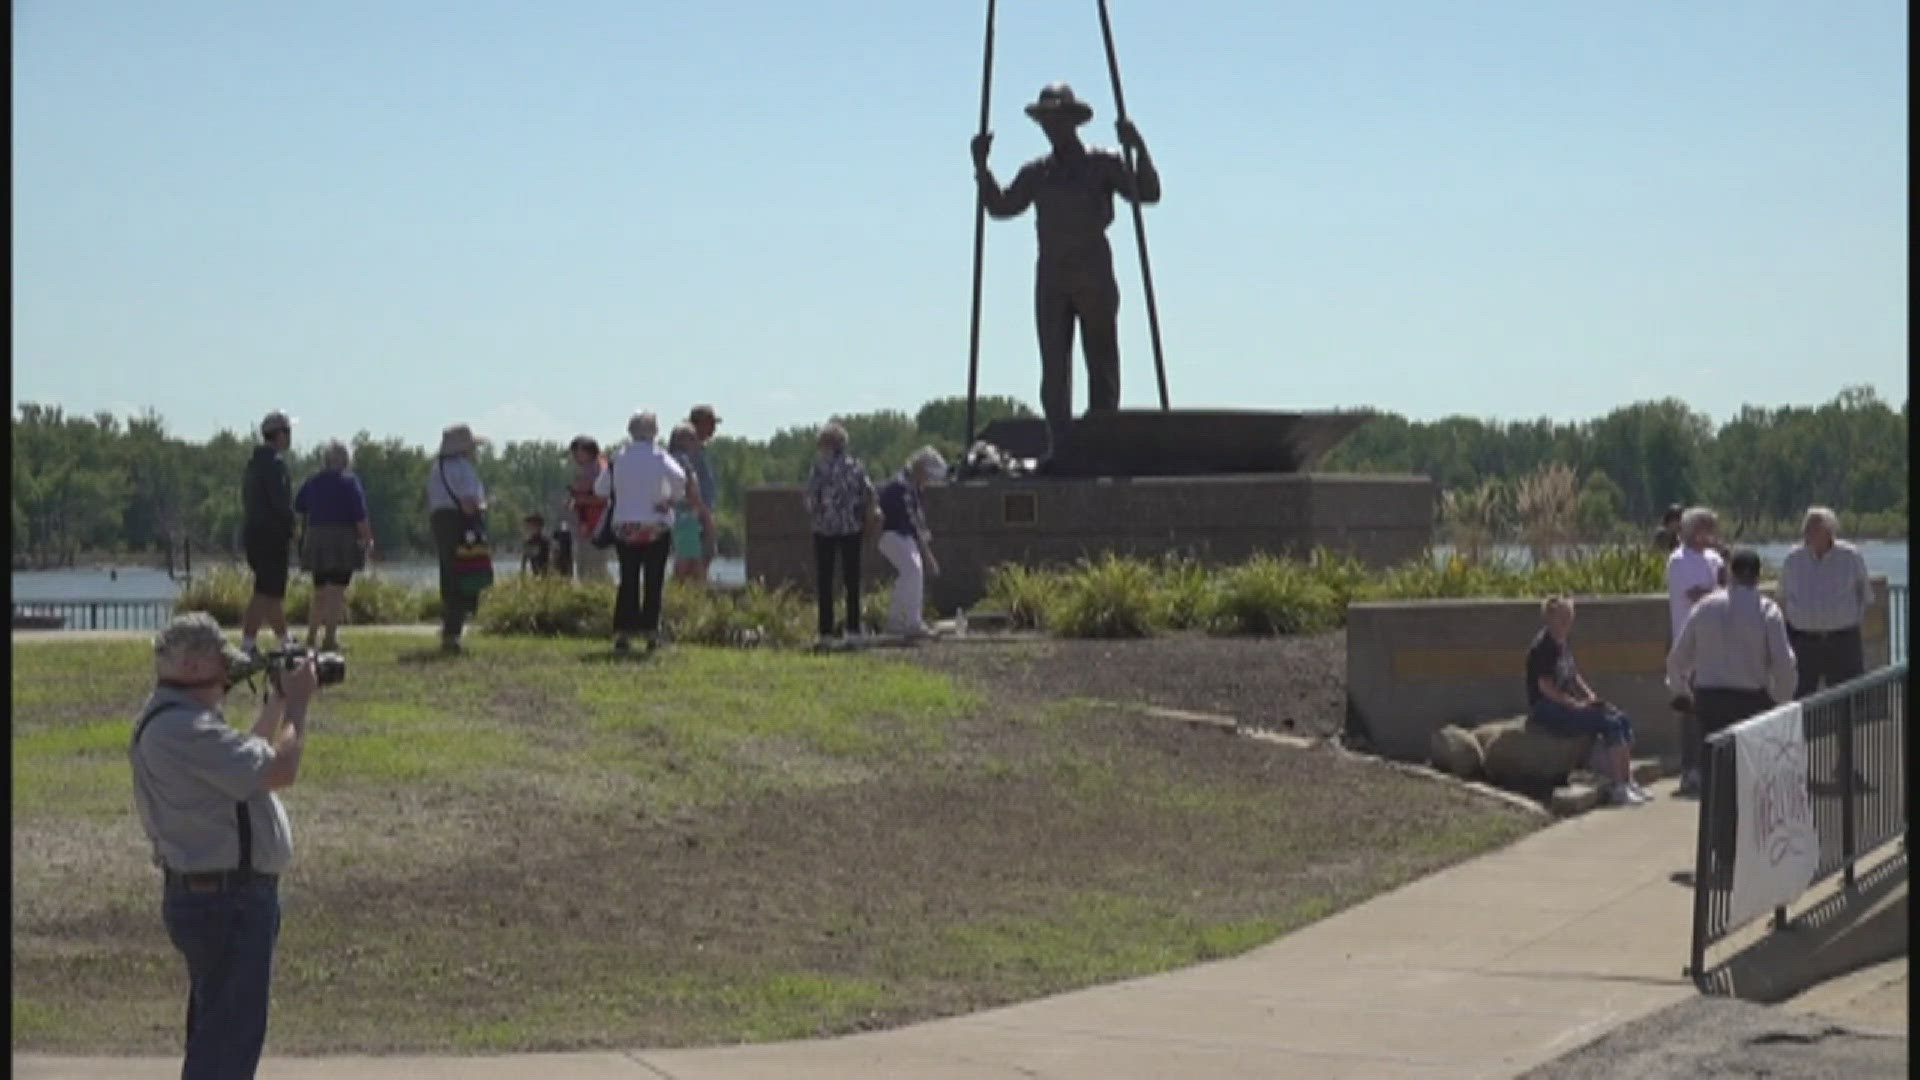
130,613,316,1079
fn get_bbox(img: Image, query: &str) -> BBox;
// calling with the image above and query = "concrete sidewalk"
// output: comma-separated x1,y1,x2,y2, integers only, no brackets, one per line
15,779,1706,1079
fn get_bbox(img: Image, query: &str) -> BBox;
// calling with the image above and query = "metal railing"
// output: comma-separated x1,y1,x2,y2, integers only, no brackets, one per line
1891,583,1908,664
1686,662,1907,991
11,599,177,632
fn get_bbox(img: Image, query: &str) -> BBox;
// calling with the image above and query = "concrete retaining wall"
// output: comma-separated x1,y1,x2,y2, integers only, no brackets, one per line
1346,579,1895,763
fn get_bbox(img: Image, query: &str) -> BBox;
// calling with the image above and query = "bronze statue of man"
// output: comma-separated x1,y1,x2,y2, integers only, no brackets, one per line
972,84,1161,447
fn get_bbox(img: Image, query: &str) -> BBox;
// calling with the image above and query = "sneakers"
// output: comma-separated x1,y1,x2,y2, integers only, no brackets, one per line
1607,782,1650,807
1676,770,1702,798
1627,780,1655,802
613,635,632,654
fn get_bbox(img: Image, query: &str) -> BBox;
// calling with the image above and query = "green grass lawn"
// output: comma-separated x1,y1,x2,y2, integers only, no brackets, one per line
12,633,1540,1053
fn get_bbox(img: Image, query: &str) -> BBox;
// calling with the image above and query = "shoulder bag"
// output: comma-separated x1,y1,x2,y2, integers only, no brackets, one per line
439,459,494,598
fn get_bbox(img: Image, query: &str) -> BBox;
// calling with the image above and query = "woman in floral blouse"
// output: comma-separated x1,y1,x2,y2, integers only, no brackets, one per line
803,422,876,640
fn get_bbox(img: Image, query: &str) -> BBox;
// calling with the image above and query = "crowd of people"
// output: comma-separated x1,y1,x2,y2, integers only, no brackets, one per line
232,404,951,657
1519,502,1876,809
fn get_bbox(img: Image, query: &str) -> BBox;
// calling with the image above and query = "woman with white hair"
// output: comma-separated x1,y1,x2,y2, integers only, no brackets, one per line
594,411,686,653
874,446,946,638
293,440,374,650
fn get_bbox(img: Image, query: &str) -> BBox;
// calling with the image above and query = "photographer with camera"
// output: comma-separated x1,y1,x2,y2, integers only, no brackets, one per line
130,613,319,1079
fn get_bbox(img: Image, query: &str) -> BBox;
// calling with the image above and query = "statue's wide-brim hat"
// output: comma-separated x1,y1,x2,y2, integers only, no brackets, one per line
1024,84,1093,124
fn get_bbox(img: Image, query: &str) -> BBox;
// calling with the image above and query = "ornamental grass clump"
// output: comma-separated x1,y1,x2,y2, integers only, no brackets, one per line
1210,553,1340,635
343,572,436,624
1528,544,1665,597
1155,555,1219,631
1049,554,1161,639
985,562,1065,631
475,573,614,637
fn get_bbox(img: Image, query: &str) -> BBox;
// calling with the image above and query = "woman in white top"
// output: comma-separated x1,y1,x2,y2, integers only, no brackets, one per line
595,412,686,652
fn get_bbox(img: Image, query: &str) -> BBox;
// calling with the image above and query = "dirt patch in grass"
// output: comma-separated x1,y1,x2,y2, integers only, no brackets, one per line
907,631,1349,736
12,630,1533,1053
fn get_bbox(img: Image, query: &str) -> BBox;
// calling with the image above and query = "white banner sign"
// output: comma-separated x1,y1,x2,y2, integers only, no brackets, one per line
1727,702,1819,929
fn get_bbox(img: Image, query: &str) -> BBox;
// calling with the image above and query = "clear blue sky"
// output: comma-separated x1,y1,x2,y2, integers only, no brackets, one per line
13,1,1908,448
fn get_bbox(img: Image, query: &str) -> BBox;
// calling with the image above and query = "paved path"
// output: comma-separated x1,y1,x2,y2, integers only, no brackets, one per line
15,779,1705,1079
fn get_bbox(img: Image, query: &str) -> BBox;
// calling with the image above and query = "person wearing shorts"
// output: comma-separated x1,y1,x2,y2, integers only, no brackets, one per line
1526,596,1651,806
667,423,715,583
241,411,298,654
293,440,373,650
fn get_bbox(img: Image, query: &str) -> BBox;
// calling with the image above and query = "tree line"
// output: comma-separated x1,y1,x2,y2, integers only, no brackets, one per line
1320,387,1907,540
11,387,1903,570
9,396,1034,569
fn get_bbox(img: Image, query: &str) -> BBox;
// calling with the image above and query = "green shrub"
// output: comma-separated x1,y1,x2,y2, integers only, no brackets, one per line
984,563,1063,630
1155,555,1218,631
1306,547,1376,609
1527,545,1665,597
663,579,812,646
1211,554,1340,635
475,573,615,637
178,563,439,627
174,564,254,625
344,572,436,624
174,564,314,626
1050,554,1161,639
1374,553,1523,599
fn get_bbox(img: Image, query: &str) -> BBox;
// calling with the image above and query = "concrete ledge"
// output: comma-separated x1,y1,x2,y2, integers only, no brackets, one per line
1347,579,1894,764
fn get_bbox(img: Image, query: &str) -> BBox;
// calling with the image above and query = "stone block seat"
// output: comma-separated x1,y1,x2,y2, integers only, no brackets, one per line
1429,716,1596,797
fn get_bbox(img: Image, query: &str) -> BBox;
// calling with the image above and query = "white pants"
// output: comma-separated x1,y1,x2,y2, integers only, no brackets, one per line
573,540,611,582
878,531,924,635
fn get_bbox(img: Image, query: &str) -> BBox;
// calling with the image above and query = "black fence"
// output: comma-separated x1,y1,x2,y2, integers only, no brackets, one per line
12,599,177,632
1687,662,1908,991
1892,583,1909,664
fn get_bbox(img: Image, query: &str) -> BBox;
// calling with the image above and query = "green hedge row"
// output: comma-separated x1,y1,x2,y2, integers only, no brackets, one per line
983,546,1671,639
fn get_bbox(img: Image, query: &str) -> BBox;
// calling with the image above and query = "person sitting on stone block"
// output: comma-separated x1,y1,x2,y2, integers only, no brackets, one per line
1526,596,1651,806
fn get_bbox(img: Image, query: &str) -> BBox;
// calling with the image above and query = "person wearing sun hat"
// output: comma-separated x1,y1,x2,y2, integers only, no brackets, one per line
971,83,1161,450
240,410,298,655
425,422,490,652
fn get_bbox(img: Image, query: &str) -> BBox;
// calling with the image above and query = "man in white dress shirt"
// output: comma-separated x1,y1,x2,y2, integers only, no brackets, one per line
1667,507,1727,795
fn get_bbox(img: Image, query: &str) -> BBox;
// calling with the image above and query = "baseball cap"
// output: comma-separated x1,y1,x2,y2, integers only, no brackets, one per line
260,410,295,438
690,404,721,424
154,613,250,671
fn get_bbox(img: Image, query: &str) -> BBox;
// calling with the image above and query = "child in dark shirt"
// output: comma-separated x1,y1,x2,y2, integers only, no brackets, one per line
521,514,552,576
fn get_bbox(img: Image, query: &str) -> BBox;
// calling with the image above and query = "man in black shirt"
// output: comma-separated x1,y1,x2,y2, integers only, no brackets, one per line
1526,596,1651,806
240,411,297,654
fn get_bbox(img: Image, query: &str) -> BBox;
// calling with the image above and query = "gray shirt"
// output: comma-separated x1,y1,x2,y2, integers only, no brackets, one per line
1667,586,1798,704
1778,540,1871,632
425,455,485,512
130,688,293,874
686,444,718,517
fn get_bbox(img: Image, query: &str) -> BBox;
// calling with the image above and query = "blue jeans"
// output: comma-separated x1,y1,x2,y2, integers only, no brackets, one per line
163,879,281,1080
1530,699,1633,747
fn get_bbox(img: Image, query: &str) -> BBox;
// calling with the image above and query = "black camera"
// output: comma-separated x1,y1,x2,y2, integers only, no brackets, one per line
226,646,347,692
